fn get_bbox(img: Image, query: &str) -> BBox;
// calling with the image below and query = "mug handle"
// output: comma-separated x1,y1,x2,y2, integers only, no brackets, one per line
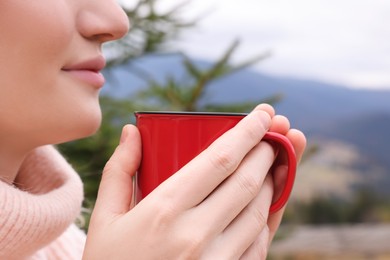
262,132,297,214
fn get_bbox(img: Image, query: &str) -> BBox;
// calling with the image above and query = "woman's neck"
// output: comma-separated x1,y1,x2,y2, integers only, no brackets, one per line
0,147,29,185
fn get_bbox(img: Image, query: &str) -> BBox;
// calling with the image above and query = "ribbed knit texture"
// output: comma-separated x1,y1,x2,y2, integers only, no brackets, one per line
0,145,86,259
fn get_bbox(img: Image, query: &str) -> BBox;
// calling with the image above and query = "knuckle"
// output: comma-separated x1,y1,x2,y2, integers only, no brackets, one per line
208,145,238,173
252,206,268,228
102,159,128,182
151,200,178,229
102,161,119,179
102,160,116,173
177,230,206,259
236,173,261,198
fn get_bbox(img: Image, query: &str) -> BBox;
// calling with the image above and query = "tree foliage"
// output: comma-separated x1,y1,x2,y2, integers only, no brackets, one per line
133,40,278,112
105,0,196,67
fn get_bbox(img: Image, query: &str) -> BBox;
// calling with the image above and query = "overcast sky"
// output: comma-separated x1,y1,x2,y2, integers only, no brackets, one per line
123,0,390,90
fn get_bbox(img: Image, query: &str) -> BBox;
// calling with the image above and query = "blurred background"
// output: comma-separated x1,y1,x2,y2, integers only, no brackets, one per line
59,0,390,259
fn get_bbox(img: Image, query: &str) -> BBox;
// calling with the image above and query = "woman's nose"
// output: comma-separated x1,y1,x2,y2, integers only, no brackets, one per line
77,0,130,43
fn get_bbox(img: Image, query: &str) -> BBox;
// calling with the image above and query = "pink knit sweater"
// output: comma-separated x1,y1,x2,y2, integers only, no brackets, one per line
0,145,86,259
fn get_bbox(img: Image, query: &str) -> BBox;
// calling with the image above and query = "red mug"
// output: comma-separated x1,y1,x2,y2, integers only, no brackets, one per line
134,111,297,213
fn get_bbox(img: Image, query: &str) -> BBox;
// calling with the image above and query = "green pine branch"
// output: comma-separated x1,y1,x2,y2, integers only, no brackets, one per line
134,39,276,112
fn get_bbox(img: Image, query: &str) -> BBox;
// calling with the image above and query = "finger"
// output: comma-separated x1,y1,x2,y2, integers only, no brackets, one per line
267,129,306,241
271,165,289,204
253,103,275,118
267,166,288,243
261,115,290,178
191,141,275,240
94,124,141,216
155,109,272,209
269,115,290,135
240,223,271,260
269,128,306,202
286,129,307,164
206,175,273,259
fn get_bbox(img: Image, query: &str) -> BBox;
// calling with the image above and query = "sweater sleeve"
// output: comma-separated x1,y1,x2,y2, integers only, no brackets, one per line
32,224,86,260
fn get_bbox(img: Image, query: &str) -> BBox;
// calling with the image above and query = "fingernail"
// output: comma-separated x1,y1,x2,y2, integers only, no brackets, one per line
120,126,129,144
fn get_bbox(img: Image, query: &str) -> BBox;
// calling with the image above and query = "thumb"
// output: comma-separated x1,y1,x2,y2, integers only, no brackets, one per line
94,124,142,217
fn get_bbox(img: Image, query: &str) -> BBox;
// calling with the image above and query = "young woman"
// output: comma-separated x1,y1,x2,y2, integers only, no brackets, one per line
0,1,306,259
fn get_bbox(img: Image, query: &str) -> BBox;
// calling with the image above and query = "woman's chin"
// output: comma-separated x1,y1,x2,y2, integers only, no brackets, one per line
58,112,103,144
78,114,102,138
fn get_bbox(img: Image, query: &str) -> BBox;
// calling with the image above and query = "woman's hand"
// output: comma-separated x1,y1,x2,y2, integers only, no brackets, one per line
83,104,306,260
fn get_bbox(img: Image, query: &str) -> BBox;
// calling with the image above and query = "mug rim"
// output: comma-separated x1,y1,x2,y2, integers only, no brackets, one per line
134,111,248,116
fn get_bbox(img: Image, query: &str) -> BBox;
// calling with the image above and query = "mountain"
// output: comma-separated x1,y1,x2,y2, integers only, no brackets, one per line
101,55,390,130
101,54,390,195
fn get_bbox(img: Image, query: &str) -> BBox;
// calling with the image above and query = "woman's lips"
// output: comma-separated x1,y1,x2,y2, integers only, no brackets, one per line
62,69,105,87
62,56,106,88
